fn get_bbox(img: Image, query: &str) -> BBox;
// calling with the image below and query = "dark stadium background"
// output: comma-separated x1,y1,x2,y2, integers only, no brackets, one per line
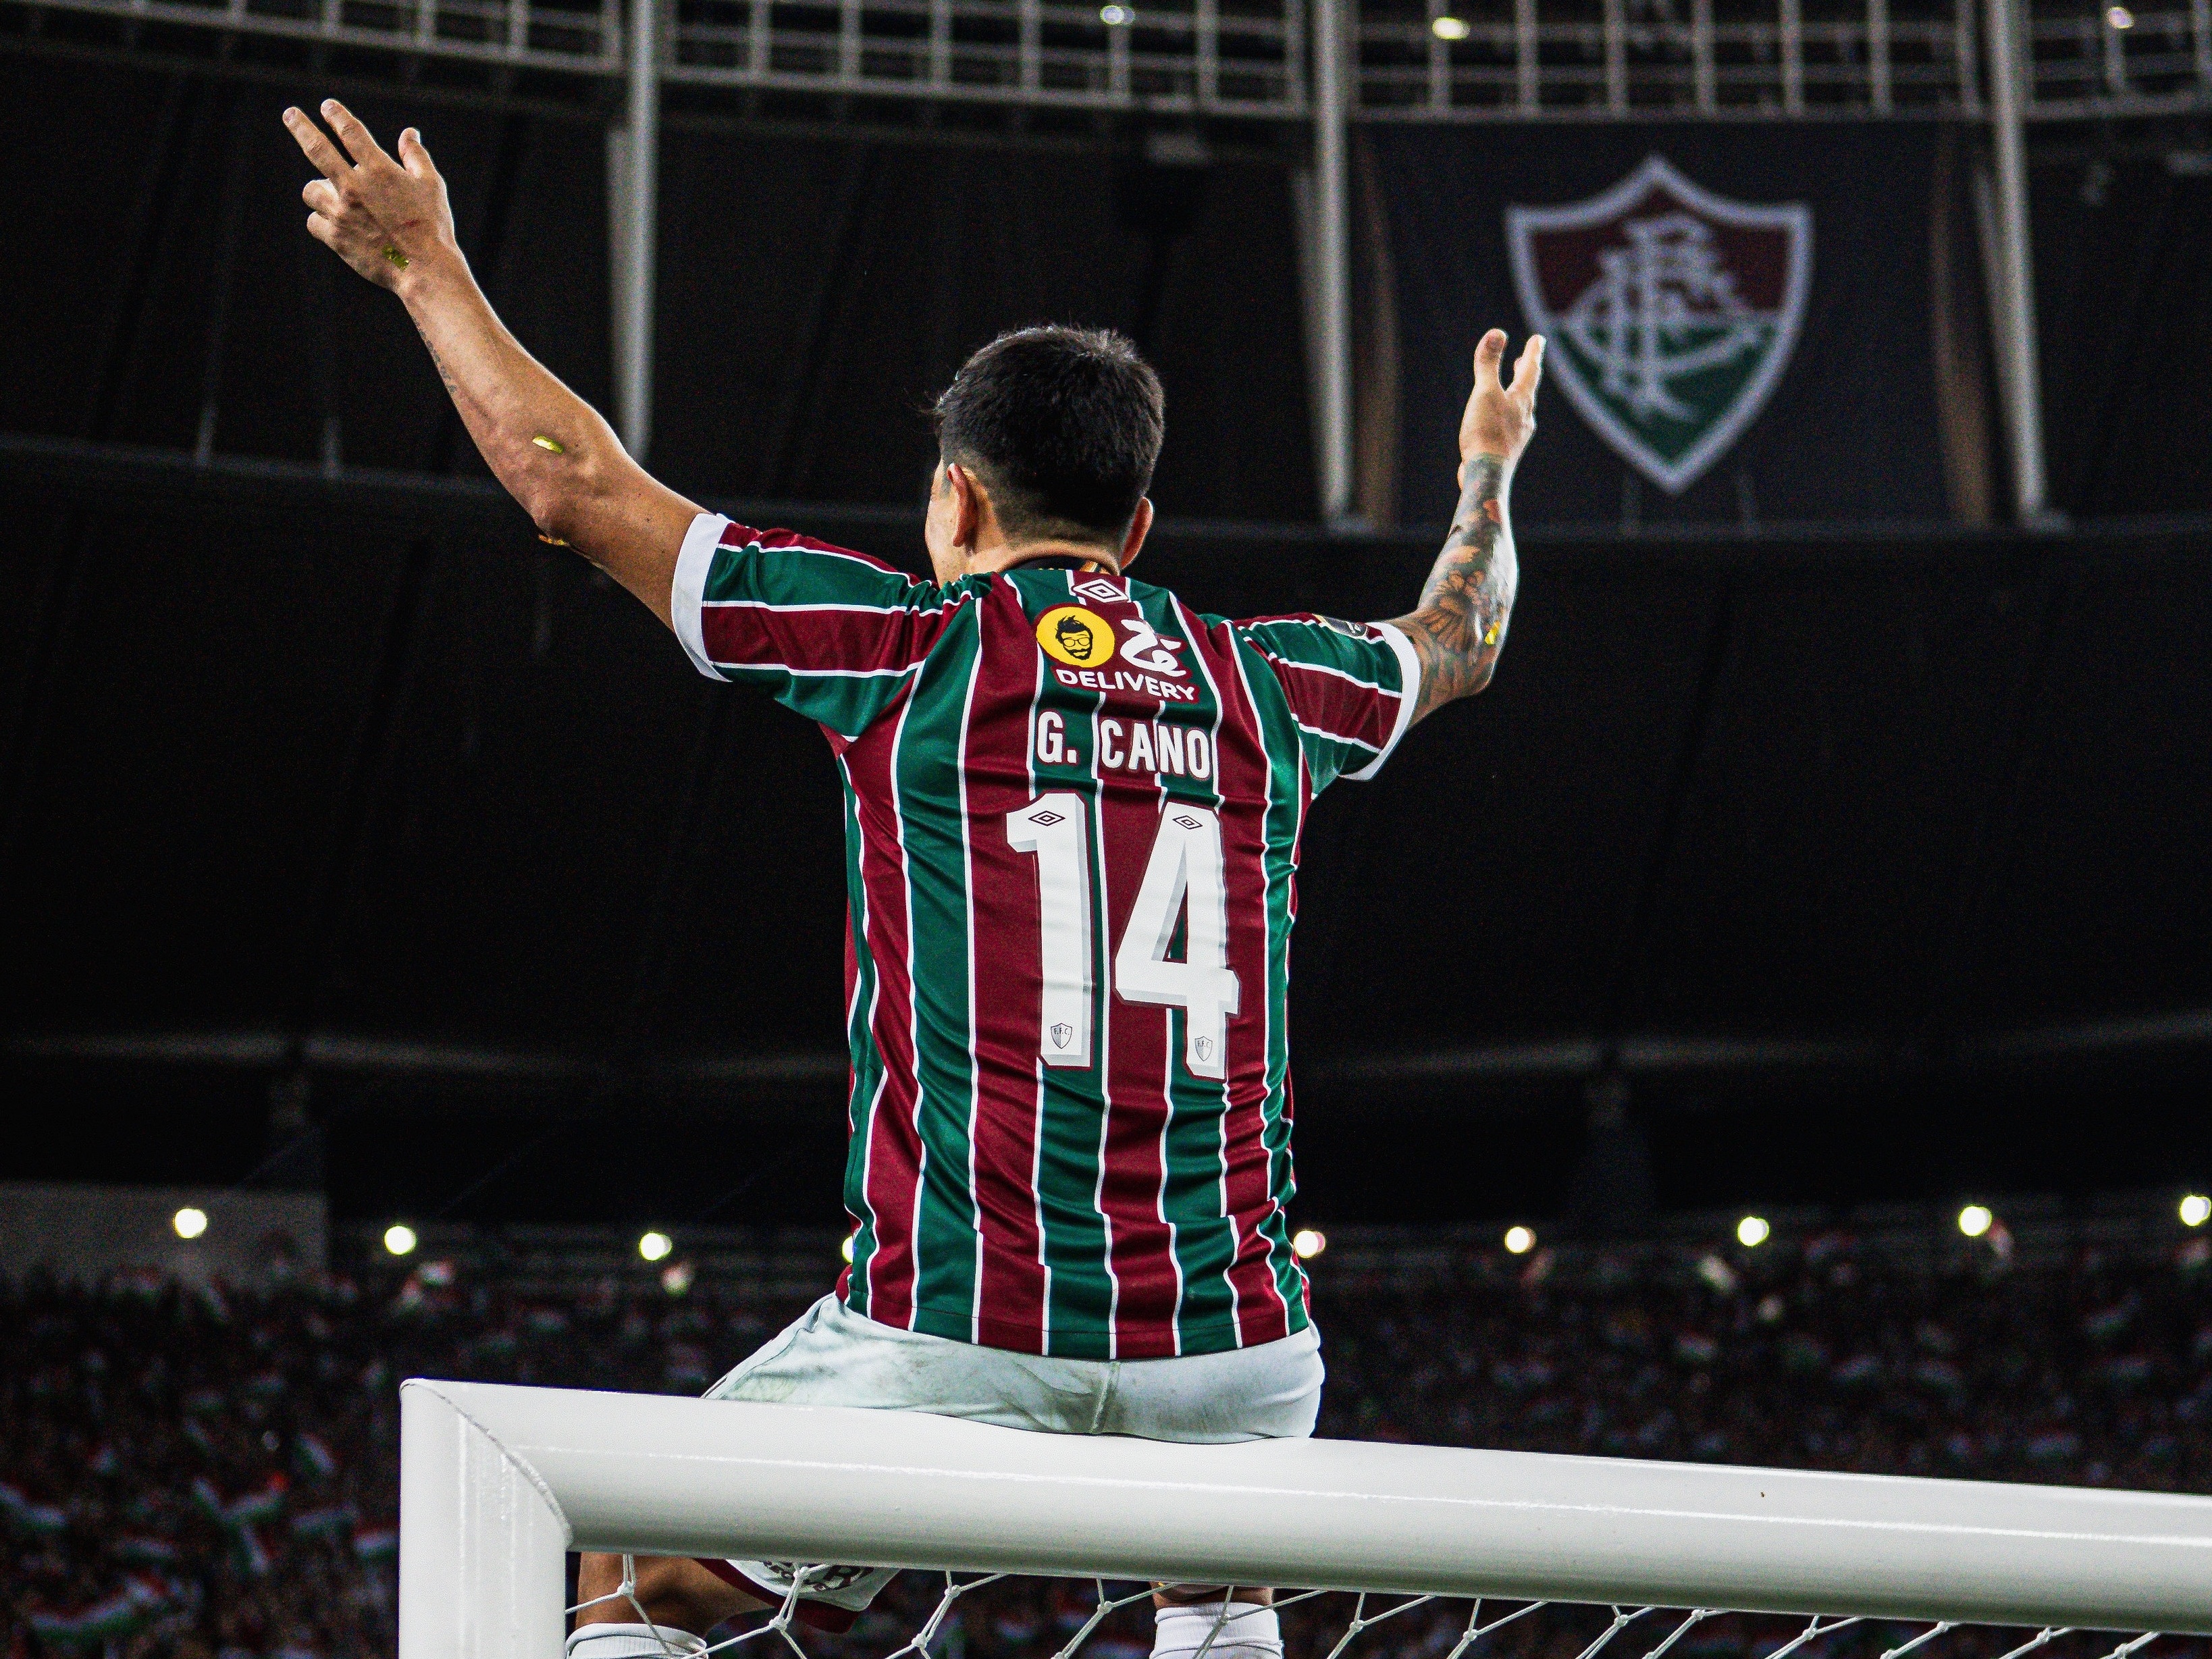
8,9,2212,1656
2,42,2210,1236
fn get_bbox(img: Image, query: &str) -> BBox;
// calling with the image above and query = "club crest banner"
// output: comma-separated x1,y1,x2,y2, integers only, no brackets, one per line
1506,155,1812,495
1364,125,1949,528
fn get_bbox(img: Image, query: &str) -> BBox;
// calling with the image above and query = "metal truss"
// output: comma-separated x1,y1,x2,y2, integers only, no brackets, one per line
665,0,1307,115
7,0,1308,115
1357,0,2211,117
9,0,2206,116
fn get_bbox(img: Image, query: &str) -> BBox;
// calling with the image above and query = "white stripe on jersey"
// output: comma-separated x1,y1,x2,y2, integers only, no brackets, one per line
715,662,926,680
954,602,987,1346
1290,714,1386,755
1023,644,1058,1354
701,599,957,617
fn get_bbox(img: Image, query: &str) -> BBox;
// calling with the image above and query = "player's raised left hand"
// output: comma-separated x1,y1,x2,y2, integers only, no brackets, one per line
1458,328,1544,475
284,100,458,293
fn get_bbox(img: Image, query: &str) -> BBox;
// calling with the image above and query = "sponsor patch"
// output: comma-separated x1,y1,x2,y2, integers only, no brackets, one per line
1036,606,1116,668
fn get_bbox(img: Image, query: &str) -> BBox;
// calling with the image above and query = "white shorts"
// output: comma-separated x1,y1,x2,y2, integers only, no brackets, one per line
705,1293,1324,1443
689,1297,1321,1625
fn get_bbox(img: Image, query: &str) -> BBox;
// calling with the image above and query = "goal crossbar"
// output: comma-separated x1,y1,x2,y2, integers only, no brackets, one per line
398,1378,2212,1659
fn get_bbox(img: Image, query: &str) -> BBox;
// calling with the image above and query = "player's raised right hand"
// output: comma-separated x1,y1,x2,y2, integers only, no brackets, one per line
284,101,458,294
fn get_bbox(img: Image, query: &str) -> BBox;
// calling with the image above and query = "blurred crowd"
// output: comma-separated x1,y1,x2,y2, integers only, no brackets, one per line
8,1227,2212,1659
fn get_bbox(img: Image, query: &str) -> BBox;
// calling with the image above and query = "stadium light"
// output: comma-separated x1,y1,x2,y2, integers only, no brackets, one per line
638,1230,674,1263
1957,1204,1994,1238
840,1234,856,1264
660,1260,695,1296
1099,3,1134,22
2106,4,2134,25
384,1223,419,1257
172,1207,208,1240
1503,1224,1536,1255
1432,14,1471,38
2182,1194,2211,1228
1292,1228,1327,1260
1737,1215,1770,1248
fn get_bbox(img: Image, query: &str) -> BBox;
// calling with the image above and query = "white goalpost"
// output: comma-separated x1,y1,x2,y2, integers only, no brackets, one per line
398,1377,2212,1659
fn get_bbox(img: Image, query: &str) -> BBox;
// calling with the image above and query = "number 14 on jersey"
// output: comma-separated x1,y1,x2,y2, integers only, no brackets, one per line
1006,795,1242,1080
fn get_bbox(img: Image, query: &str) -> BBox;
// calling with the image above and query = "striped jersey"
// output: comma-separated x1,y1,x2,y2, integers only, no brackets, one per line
673,512,1421,1359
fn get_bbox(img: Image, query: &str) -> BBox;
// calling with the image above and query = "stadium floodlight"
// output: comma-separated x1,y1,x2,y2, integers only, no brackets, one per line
1099,3,1133,22
1957,1204,1994,1238
660,1261,694,1296
398,1379,2212,1659
1292,1228,1327,1260
2183,1194,2212,1228
637,1230,674,1263
1503,1224,1535,1255
385,1223,420,1257
172,1207,208,1240
2106,4,2134,24
1432,14,1471,38
1737,1215,1770,1248
840,1234,856,1264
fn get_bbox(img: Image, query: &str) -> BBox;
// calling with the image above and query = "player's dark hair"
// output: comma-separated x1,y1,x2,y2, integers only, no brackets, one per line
932,326,1164,548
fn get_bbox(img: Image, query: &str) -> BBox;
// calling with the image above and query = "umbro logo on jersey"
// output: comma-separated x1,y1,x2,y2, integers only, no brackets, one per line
1029,810,1065,826
1058,579,1190,679
1036,605,1197,701
1172,814,1203,831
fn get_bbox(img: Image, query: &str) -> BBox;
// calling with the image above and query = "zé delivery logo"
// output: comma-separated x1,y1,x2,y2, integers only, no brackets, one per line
1033,605,1196,703
1036,606,1116,669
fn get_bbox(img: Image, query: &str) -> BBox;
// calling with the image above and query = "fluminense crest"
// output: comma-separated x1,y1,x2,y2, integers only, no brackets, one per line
1506,155,1812,494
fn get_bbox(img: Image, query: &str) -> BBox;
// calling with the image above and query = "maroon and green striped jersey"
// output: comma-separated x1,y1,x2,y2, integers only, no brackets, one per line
673,512,1420,1359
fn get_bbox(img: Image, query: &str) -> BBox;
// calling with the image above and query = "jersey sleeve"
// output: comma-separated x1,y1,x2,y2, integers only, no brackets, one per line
1235,614,1422,789
670,512,955,739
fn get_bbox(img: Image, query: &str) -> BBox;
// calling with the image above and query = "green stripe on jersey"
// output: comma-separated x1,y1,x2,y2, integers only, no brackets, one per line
704,539,910,606
1228,628,1315,1325
717,664,918,739
702,539,946,736
836,756,887,1319
1238,616,1408,685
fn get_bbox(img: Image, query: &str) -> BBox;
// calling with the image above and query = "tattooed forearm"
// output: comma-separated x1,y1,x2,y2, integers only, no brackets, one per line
1390,453,1518,722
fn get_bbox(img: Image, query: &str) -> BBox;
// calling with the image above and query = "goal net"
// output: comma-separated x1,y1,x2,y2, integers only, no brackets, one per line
397,1379,2212,1659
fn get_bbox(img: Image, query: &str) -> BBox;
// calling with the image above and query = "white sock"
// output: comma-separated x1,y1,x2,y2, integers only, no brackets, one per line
1154,1602,1283,1659
566,1623,707,1659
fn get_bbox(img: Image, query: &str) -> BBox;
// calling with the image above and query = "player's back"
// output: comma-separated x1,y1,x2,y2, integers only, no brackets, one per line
673,517,1419,1361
